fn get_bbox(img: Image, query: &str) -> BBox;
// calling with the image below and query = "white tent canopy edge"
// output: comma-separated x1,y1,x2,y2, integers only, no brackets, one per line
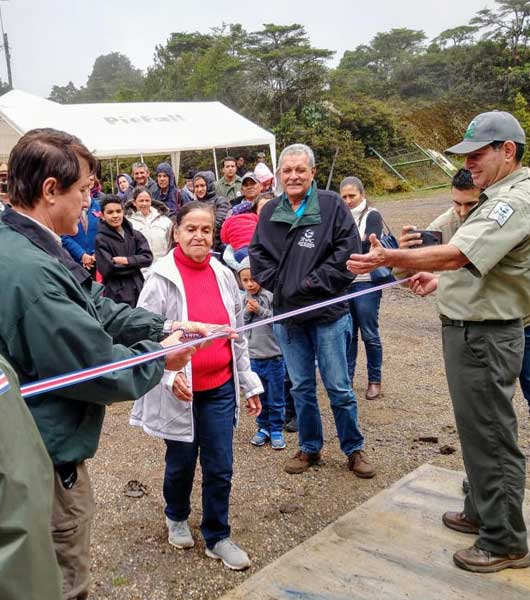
0,90,276,179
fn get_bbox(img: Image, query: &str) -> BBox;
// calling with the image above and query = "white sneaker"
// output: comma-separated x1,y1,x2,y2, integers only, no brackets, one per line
166,517,194,549
205,538,251,570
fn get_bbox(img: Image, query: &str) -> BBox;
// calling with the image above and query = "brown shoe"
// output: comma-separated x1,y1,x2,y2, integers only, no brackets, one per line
365,383,381,400
284,450,321,475
442,511,480,534
347,450,376,479
453,545,530,573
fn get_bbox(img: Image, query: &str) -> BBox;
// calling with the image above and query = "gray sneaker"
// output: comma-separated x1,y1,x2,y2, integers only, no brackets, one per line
205,538,251,570
166,517,194,549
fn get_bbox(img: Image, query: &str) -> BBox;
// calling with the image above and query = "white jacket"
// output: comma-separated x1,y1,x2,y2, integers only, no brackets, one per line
129,251,263,442
127,207,173,270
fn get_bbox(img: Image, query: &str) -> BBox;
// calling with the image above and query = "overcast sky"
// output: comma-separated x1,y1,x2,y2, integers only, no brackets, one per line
1,0,493,98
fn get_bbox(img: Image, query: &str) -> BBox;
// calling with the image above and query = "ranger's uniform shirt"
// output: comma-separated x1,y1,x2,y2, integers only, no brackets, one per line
437,167,530,321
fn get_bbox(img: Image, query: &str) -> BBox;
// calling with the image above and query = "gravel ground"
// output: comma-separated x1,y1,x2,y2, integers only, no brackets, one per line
89,191,530,599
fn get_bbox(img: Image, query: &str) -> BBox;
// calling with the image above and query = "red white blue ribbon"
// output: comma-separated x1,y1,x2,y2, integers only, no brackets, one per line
19,278,408,399
0,369,11,395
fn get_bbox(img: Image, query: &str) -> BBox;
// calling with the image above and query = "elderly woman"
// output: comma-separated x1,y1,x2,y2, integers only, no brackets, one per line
193,171,230,251
126,186,173,273
130,201,263,571
340,176,384,400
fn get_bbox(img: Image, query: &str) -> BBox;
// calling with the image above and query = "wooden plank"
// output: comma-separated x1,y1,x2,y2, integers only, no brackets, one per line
221,465,530,600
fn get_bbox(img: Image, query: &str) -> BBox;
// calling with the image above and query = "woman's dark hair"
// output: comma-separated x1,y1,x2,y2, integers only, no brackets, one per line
175,201,215,226
339,176,364,195
100,194,124,212
8,128,97,209
252,192,275,213
132,185,152,201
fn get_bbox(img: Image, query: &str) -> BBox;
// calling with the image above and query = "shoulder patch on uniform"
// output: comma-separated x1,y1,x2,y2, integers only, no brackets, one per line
487,201,514,227
0,369,10,395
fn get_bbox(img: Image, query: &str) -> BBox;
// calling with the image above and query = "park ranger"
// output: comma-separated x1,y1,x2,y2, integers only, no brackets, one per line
346,110,530,573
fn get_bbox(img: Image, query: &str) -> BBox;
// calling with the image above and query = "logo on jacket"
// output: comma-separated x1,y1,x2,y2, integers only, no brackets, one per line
298,228,315,249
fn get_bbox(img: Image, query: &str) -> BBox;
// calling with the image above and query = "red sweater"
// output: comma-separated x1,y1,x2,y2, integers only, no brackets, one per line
220,213,258,250
173,246,233,391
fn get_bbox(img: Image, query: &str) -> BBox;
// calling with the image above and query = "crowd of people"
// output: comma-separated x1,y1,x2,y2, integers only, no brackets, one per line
0,113,530,600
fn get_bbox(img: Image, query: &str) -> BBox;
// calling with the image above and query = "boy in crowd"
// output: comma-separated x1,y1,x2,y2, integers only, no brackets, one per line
95,195,153,307
237,257,287,449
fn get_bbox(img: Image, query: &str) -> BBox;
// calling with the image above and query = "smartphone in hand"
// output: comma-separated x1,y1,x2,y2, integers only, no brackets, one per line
410,229,442,247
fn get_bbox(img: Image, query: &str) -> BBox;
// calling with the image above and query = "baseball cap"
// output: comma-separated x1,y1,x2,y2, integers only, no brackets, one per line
256,151,266,158
445,111,526,155
184,168,197,180
241,172,259,184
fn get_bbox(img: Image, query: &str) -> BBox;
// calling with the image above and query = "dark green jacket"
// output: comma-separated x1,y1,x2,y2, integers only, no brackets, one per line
0,354,62,600
0,208,166,464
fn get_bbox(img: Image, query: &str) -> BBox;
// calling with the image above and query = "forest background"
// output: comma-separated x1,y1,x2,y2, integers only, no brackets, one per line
4,0,530,192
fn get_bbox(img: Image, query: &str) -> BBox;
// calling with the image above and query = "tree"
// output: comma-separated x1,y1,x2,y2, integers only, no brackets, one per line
471,0,530,58
48,81,80,104
434,25,478,48
246,24,333,122
77,52,144,103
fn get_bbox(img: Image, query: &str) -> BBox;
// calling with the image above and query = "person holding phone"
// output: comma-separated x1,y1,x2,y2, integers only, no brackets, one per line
347,111,530,573
399,169,480,252
130,201,263,571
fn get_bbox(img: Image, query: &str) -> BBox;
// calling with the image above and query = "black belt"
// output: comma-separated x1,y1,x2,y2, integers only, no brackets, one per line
440,315,521,327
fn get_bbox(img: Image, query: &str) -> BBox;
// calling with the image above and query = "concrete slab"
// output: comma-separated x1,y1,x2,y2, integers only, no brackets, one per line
221,464,530,600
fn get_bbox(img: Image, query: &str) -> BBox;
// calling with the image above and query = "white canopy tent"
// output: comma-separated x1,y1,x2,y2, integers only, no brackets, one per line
0,90,276,180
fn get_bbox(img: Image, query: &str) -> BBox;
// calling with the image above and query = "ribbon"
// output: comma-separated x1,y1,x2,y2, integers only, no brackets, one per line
19,278,408,399
0,369,10,395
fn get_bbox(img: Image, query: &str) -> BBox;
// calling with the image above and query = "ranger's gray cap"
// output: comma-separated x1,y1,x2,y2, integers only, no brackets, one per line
445,111,526,155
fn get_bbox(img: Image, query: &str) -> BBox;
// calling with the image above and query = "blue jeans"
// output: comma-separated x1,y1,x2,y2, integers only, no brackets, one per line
251,356,286,434
163,378,235,549
274,313,364,456
520,326,530,409
347,281,383,383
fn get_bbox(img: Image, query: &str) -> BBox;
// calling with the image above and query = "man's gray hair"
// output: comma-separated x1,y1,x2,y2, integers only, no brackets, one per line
132,161,149,171
278,144,315,169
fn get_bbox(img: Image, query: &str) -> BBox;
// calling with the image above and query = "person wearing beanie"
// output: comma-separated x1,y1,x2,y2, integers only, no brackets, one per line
237,256,286,450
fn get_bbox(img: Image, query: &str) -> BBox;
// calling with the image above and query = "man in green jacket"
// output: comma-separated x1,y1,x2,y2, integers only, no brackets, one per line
0,354,62,600
215,156,242,204
0,128,203,599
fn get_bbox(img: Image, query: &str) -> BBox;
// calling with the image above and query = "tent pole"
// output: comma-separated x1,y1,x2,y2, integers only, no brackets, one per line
109,160,114,193
213,148,219,180
171,152,181,185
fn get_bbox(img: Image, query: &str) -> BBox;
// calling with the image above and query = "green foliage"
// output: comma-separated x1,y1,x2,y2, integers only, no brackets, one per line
49,81,80,104
46,6,530,191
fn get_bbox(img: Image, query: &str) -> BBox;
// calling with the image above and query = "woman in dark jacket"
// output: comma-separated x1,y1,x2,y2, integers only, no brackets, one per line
193,171,230,252
340,176,384,400
95,195,153,307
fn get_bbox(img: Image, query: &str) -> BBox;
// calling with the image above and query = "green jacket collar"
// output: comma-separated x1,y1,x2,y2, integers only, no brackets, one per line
270,182,321,229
